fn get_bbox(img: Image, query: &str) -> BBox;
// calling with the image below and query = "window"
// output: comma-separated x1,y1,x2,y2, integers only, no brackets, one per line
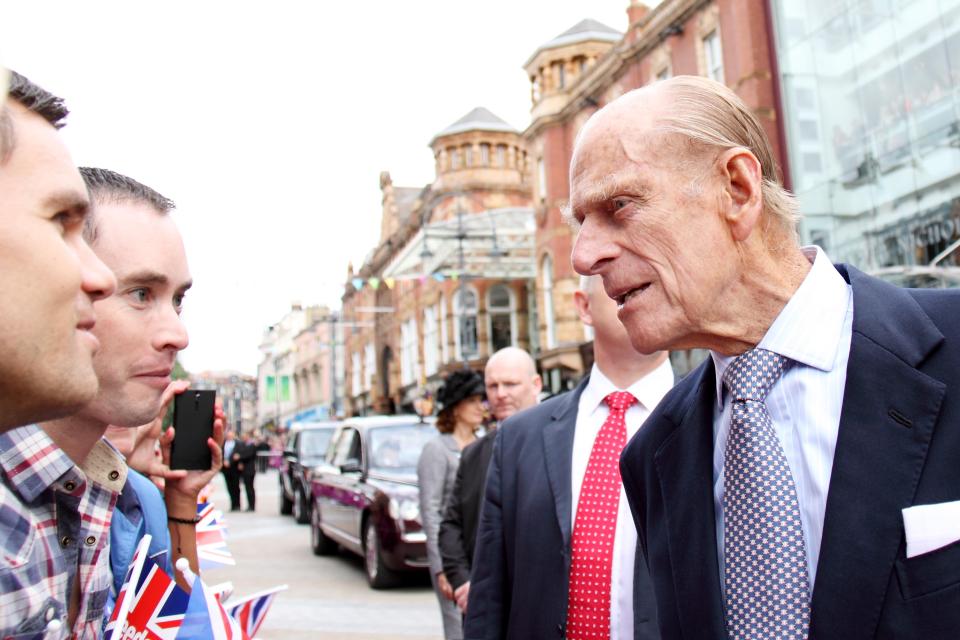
703,30,724,83
799,119,819,142
537,158,547,203
465,145,473,168
541,255,556,350
424,306,439,376
400,316,420,386
555,61,566,89
480,143,490,167
577,57,588,74
363,342,375,391
454,287,479,360
487,284,515,352
496,144,506,168
332,428,361,467
450,148,460,170
439,295,449,364
351,352,361,396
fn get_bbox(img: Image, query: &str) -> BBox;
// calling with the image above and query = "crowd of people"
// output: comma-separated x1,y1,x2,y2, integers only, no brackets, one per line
3,61,960,640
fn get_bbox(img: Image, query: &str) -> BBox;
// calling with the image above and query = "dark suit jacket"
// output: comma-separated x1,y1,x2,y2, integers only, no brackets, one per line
621,264,960,639
465,377,660,640
234,440,258,478
439,432,496,589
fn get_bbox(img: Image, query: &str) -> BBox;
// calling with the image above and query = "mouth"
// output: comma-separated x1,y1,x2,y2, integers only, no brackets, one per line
134,367,174,388
612,283,652,309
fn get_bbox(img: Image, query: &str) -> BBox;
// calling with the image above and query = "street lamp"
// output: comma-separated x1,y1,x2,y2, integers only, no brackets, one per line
418,196,506,366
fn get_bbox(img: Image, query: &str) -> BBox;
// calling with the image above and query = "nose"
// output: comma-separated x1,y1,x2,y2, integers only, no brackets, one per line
571,217,617,277
77,237,116,302
153,306,190,353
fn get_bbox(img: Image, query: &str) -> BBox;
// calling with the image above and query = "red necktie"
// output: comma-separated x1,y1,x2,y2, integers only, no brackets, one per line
566,391,636,640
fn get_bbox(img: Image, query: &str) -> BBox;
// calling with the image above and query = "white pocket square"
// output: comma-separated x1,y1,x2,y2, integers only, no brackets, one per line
902,500,960,558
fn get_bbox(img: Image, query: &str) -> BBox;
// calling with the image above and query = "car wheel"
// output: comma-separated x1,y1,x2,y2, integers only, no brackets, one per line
311,504,337,556
293,487,310,524
279,477,293,515
293,485,310,524
363,518,401,589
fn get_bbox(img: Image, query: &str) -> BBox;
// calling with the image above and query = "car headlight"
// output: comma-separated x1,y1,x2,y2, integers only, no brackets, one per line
388,497,420,522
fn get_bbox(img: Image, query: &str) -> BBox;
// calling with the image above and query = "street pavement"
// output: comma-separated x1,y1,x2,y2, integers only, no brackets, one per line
207,470,443,639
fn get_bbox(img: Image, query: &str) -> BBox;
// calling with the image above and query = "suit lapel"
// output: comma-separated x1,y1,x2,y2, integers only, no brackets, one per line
542,377,588,554
810,266,946,638
653,363,726,637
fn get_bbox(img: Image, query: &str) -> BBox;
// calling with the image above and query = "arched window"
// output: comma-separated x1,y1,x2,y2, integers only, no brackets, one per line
454,287,479,361
487,284,516,352
541,255,556,349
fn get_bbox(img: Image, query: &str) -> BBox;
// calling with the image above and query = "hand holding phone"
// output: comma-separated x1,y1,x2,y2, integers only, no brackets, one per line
170,390,216,470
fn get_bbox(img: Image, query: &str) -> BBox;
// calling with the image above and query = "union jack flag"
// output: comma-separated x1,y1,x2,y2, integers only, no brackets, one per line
105,535,190,640
226,585,287,638
178,576,247,640
196,501,236,570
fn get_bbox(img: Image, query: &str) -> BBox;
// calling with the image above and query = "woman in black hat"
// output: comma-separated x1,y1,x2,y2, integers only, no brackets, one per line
417,368,486,640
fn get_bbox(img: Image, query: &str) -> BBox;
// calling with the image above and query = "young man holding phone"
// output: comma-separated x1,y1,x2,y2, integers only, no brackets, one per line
36,168,223,621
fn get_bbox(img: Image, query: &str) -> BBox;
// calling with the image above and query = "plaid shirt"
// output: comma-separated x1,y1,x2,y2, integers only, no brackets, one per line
0,425,126,639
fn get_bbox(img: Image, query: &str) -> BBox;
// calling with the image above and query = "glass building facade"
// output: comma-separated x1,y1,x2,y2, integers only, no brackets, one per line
770,0,960,285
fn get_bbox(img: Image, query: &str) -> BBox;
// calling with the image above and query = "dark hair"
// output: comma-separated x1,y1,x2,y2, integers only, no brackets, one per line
1,70,69,162
436,408,457,434
79,167,176,242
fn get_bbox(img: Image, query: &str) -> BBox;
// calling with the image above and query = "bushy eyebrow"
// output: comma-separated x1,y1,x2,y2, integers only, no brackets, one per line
569,175,652,222
117,269,193,294
45,190,90,217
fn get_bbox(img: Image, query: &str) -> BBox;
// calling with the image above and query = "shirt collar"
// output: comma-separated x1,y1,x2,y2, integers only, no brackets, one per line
82,438,127,493
711,246,852,405
582,358,675,416
0,424,77,503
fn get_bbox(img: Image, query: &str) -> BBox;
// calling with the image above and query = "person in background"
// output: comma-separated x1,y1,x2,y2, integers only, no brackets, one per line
233,431,259,511
222,429,242,511
418,369,486,640
439,347,541,614
465,276,673,639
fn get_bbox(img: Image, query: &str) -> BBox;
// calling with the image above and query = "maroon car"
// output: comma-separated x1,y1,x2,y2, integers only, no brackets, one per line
308,415,437,588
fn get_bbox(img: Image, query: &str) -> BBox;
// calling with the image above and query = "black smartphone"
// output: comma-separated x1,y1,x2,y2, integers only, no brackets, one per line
170,389,216,470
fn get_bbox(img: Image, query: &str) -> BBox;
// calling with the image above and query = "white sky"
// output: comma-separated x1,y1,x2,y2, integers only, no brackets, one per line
3,0,639,376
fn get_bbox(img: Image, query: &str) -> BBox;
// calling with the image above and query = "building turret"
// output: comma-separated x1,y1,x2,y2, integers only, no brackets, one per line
523,19,622,121
429,107,528,196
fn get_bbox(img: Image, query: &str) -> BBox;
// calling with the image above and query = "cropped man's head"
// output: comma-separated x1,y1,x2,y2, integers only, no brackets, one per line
78,167,191,428
0,71,116,431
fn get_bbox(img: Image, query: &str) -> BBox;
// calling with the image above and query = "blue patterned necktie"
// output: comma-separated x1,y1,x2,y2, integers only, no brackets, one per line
722,348,810,640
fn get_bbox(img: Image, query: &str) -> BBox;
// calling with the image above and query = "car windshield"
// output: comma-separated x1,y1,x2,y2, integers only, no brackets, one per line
300,429,335,459
367,423,437,473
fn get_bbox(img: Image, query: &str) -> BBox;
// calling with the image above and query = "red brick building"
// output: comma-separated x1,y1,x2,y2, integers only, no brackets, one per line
341,0,785,412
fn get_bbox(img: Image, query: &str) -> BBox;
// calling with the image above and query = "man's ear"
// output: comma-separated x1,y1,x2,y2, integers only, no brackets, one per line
573,290,593,327
719,148,764,242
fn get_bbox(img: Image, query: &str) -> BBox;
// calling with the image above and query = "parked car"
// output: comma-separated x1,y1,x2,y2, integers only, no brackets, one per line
279,421,339,523
309,415,436,588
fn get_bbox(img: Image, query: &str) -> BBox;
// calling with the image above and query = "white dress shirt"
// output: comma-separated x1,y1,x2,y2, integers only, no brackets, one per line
572,358,675,640
711,246,854,588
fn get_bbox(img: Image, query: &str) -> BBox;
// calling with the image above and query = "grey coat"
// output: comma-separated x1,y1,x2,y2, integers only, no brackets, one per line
417,433,462,576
